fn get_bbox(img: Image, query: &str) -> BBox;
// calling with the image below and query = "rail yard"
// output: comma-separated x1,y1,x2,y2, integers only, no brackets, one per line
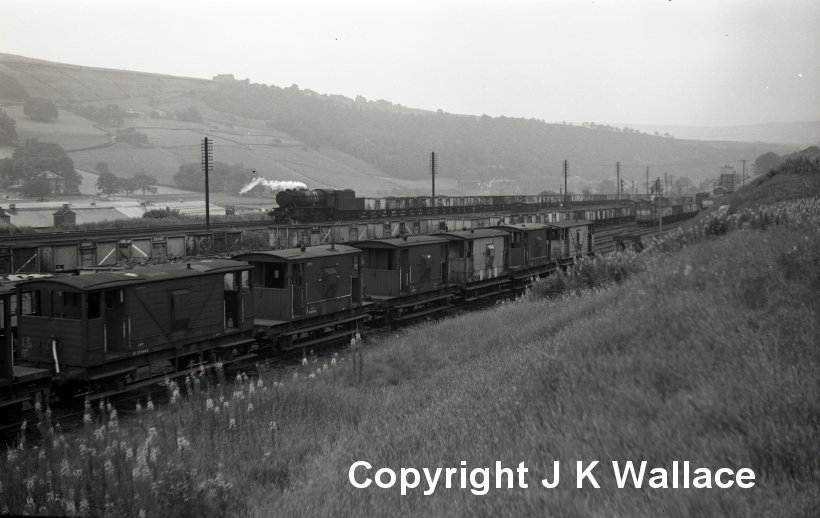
0,190,698,429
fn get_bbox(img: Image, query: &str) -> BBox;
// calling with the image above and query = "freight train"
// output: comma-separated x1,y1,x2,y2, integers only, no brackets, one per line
274,189,642,225
1,218,594,420
635,197,700,226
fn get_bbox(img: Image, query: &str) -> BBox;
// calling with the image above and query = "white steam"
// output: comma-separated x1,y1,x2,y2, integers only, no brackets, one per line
239,177,307,195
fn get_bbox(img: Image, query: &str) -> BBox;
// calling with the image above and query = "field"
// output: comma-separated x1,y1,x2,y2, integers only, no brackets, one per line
6,102,434,195
0,182,816,516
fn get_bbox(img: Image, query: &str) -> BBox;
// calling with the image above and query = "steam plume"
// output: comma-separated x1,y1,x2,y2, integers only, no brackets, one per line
239,177,307,195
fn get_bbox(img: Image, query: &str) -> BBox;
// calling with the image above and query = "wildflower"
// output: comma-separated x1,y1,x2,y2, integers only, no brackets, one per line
206,398,214,410
331,358,337,367
308,373,316,379
177,436,190,451
223,401,230,409
83,411,92,425
301,357,308,367
60,458,70,477
139,510,147,518
247,403,254,412
146,398,155,411
136,401,142,412
322,363,328,371
150,447,159,462
235,373,242,384
104,459,114,476
256,379,264,389
229,418,236,429
34,400,42,412
94,427,105,440
79,499,89,514
24,476,36,491
268,421,278,432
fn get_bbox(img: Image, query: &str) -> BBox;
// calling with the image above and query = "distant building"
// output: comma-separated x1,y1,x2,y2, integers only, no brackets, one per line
213,74,236,83
717,165,737,192
39,171,65,195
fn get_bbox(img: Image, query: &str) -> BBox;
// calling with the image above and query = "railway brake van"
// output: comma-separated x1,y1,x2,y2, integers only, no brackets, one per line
355,235,457,324
434,228,512,302
546,220,594,264
235,245,368,350
15,259,255,391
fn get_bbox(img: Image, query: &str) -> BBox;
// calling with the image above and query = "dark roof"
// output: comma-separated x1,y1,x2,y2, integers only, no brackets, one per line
490,223,550,232
354,235,448,249
235,244,360,263
545,220,593,229
433,228,510,240
16,259,249,291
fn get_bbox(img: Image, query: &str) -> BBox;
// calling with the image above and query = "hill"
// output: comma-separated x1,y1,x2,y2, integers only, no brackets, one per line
622,121,820,148
0,53,797,196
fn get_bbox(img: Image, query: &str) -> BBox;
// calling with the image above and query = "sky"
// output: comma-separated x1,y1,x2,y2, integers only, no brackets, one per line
2,0,819,127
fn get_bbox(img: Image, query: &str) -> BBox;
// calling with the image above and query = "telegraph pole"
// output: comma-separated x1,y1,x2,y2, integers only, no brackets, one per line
616,161,620,200
563,159,569,207
657,177,663,236
646,166,649,196
201,137,213,230
430,151,437,208
742,159,747,186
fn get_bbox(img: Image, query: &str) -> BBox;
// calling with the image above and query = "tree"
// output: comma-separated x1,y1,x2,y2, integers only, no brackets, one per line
94,162,110,175
132,170,158,199
0,109,17,145
23,97,59,122
96,171,121,196
173,161,254,193
21,177,51,198
754,152,783,176
121,177,138,196
11,139,81,192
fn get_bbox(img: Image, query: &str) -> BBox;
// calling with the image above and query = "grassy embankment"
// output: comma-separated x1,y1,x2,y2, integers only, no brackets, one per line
0,180,818,516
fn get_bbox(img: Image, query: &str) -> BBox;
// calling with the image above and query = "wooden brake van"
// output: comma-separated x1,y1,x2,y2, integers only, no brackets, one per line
14,259,255,388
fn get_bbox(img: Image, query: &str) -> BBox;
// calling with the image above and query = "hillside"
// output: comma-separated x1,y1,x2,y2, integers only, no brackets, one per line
0,53,797,196
623,121,820,148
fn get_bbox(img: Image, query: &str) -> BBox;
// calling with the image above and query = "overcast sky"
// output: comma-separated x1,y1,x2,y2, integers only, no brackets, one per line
3,0,818,127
